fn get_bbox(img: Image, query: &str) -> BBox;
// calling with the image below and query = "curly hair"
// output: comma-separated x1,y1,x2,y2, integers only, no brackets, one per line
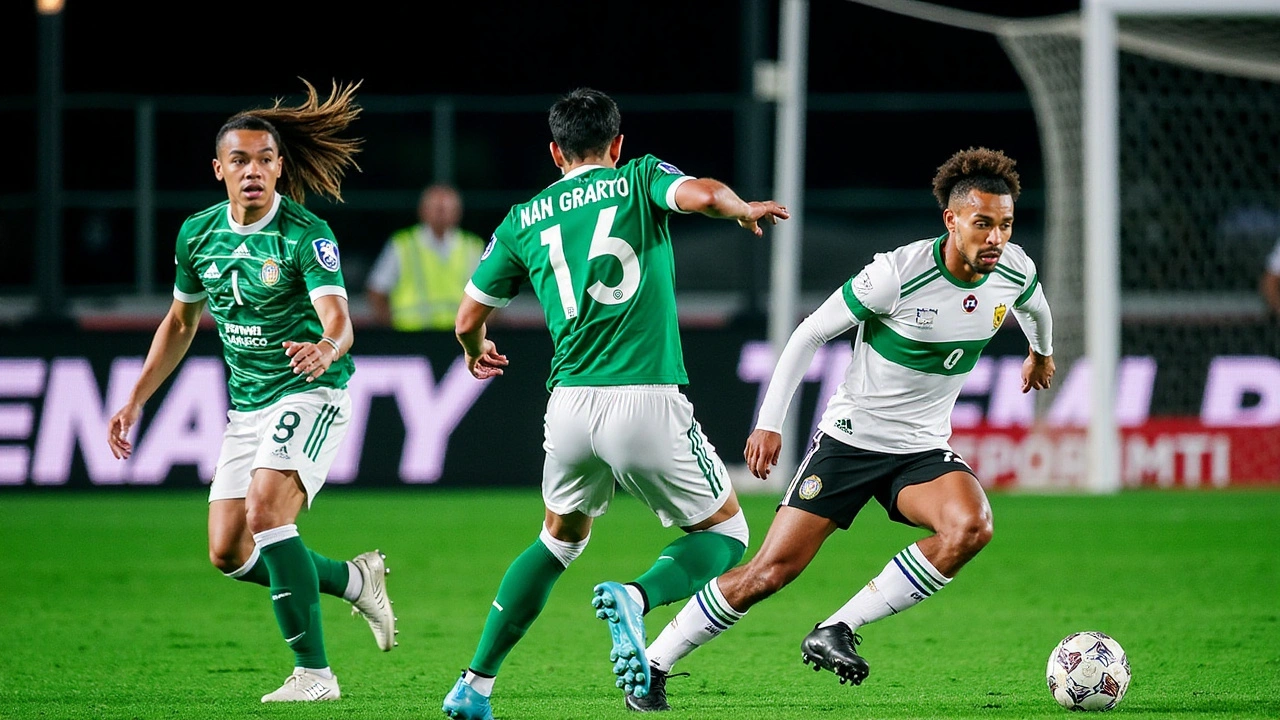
931,146,1021,209
215,78,363,205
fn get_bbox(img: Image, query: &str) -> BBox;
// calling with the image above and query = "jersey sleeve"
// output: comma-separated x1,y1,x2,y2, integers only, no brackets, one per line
841,252,900,321
296,223,348,302
465,229,526,308
172,223,207,303
640,155,695,214
1013,253,1041,308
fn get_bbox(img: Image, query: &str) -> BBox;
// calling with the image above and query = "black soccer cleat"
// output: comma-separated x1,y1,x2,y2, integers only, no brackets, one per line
800,623,870,686
624,666,682,712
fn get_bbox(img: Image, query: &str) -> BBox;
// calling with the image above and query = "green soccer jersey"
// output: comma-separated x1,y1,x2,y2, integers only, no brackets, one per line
172,193,354,411
467,155,693,391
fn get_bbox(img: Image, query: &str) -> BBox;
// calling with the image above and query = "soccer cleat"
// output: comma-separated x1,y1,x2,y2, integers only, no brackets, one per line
592,581,651,698
800,623,870,686
442,672,495,720
350,550,398,651
624,665,681,712
260,669,340,702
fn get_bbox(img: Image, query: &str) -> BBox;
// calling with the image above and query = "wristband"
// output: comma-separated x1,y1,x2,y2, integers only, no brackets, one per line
319,336,341,358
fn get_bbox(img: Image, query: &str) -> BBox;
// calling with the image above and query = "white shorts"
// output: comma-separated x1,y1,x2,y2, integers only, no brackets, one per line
209,387,351,507
542,385,732,528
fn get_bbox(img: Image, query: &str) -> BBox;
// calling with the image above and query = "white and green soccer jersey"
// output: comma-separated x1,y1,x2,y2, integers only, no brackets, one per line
172,193,354,412
823,233,1042,453
466,154,693,391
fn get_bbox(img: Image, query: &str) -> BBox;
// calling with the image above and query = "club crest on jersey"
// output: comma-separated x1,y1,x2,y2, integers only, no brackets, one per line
260,258,280,286
798,475,822,500
853,270,874,297
992,303,1007,329
312,238,340,272
481,235,496,261
657,161,683,175
915,308,937,328
962,293,978,313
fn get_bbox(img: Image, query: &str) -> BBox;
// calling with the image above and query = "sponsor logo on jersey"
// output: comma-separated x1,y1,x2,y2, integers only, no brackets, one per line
914,308,937,328
962,293,978,313
834,418,853,434
481,235,496,261
232,242,251,257
657,161,683,175
202,262,221,280
271,445,290,460
798,474,822,500
992,303,1007,329
853,270,874,296
312,238,341,272
260,258,280,286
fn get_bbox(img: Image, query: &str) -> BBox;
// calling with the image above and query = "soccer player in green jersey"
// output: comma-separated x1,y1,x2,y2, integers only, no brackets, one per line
106,80,397,703
630,147,1057,710
440,88,789,720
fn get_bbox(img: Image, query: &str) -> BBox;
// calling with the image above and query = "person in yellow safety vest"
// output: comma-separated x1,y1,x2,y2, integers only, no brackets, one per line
366,183,488,331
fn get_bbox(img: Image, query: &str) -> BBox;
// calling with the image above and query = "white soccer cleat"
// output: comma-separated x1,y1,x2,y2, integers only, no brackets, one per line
260,669,340,702
350,549,398,651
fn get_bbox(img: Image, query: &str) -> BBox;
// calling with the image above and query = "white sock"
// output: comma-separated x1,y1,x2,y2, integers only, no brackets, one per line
646,578,745,672
343,561,363,602
820,543,950,631
299,666,334,679
624,583,646,611
463,670,494,697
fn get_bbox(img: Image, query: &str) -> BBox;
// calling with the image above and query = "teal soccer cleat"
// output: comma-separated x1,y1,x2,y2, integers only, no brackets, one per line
442,672,494,720
592,581,651,699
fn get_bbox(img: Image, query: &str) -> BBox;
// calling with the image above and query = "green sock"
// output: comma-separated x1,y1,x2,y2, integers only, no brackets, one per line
634,531,746,610
309,550,351,598
468,539,565,676
259,533,328,669
229,549,350,598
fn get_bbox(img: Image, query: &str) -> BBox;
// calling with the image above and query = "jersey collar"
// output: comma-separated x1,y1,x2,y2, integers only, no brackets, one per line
557,164,605,183
227,192,281,236
933,232,990,289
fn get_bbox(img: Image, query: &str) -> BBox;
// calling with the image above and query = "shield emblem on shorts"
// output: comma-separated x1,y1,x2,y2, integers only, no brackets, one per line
798,475,822,500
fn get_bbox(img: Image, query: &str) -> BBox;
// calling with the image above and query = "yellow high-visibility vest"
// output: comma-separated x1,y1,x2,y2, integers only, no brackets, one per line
387,226,485,332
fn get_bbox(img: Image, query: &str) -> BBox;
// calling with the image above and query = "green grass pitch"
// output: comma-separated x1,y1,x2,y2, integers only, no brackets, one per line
1,487,1277,719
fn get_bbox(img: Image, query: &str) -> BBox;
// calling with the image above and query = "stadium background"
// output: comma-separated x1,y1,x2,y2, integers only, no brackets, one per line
2,3,1279,719
2,0,1275,491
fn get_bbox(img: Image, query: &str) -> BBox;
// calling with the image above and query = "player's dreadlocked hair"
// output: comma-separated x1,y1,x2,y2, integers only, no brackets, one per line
931,146,1021,209
215,78,363,205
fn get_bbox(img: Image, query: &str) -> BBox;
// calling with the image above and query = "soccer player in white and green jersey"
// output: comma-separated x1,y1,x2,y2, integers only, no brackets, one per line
106,80,396,703
441,88,789,720
636,147,1057,710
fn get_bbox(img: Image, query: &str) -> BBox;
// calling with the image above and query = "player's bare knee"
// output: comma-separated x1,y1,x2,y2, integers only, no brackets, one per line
244,502,288,535
208,547,242,574
941,513,992,557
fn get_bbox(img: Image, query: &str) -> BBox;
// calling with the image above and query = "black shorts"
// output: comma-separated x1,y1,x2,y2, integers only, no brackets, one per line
778,431,977,529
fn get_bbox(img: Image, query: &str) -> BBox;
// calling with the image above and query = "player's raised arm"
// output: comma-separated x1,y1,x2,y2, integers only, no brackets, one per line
284,294,353,383
108,298,205,459
673,178,789,236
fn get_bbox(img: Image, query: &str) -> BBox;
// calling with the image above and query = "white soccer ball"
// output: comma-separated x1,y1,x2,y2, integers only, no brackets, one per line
1046,631,1131,711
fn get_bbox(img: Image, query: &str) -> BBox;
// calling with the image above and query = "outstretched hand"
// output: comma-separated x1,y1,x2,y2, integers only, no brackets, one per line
467,339,509,380
738,201,790,237
743,428,783,480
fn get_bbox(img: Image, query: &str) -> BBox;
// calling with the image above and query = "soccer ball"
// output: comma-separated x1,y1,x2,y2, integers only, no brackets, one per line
1046,631,1131,711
